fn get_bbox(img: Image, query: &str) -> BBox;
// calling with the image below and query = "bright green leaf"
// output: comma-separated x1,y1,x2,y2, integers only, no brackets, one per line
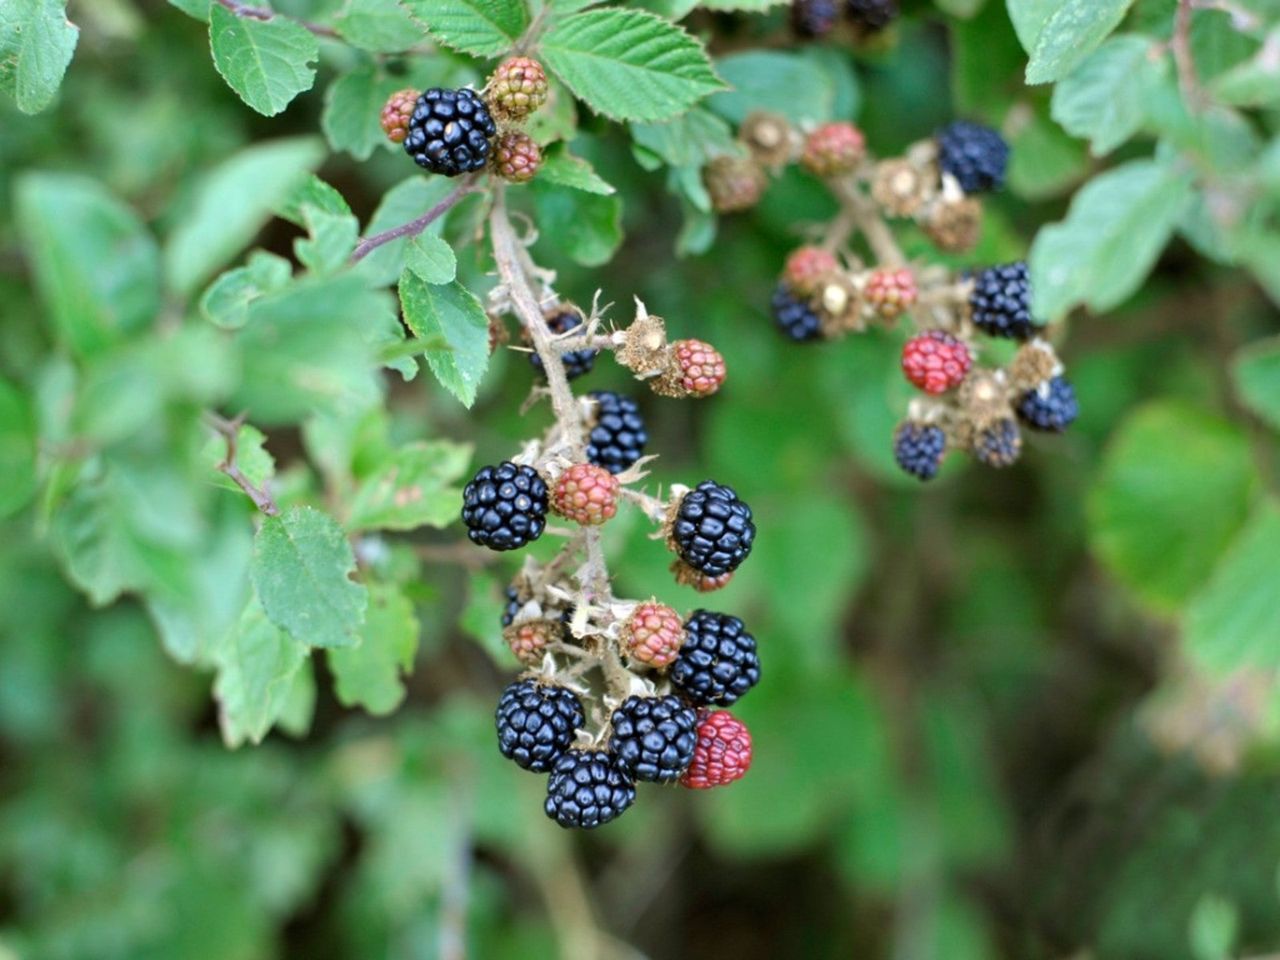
213,596,309,747
1024,0,1136,85
401,0,529,56
531,182,622,267
1050,35,1166,156
0,0,79,114
328,582,420,715
199,251,293,330
322,65,403,161
0,378,37,519
345,441,470,533
708,51,834,124
333,0,422,52
537,145,616,195
1233,337,1280,432
208,3,318,116
404,233,457,285
397,275,490,407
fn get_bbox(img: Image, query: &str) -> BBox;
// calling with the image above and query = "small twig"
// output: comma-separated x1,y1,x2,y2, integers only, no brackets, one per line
213,0,339,38
831,176,907,268
351,176,483,263
205,412,280,516
1172,0,1205,110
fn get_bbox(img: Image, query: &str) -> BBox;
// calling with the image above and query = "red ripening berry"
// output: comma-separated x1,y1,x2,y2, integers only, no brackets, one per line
783,246,839,295
801,122,866,177
486,56,549,121
551,463,619,526
680,710,753,789
504,619,559,666
671,558,734,593
865,267,918,320
380,88,419,144
624,601,685,668
491,131,542,183
901,330,972,394
671,339,726,398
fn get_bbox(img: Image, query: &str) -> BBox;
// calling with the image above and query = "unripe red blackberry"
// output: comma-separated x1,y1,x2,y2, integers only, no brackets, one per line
503,619,561,666
801,122,866,177
486,56,549,122
667,339,726,398
864,267,918,320
491,130,542,183
680,710,753,789
550,463,619,526
671,559,734,593
380,88,419,144
784,246,839,295
623,601,685,668
703,155,766,213
901,330,972,394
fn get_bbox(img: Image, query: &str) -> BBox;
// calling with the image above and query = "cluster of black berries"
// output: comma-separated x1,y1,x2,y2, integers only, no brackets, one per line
792,0,898,38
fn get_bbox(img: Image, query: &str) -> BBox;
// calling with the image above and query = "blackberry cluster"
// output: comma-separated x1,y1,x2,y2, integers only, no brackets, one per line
670,610,761,706
936,121,1009,194
791,0,840,36
894,422,946,481
1018,376,1079,432
530,310,597,380
586,391,647,474
460,461,548,551
969,261,1036,339
671,481,757,578
974,418,1022,468
544,750,636,828
771,284,824,342
495,679,585,773
608,695,699,783
847,0,898,29
403,88,496,177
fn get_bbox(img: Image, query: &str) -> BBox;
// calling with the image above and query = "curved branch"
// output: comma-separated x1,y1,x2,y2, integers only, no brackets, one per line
213,0,339,38
351,176,483,263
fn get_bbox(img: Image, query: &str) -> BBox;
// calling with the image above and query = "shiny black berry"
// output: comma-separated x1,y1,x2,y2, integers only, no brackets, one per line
495,679,584,773
461,461,548,551
771,284,823,343
1018,376,1079,432
894,421,946,481
847,0,898,29
607,695,699,784
544,749,636,829
530,310,596,380
974,417,1022,468
792,0,839,36
501,584,524,628
585,391,648,475
671,480,756,577
969,261,1037,339
403,87,497,177
936,121,1009,194
670,610,760,707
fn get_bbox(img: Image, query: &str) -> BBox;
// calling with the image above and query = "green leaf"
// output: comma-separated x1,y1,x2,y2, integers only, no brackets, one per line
1233,337,1280,432
404,233,458,285
537,144,616,195
199,251,294,330
166,0,210,18
356,176,458,287
213,597,309,747
632,107,739,169
1087,402,1256,614
204,422,277,498
401,0,529,56
322,65,403,161
208,3,319,117
1005,0,1058,52
397,275,490,407
1050,35,1166,156
540,9,724,122
165,137,324,297
708,51,834,125
251,506,368,649
1024,0,1136,84
294,206,359,275
328,582,419,715
333,0,422,52
0,377,37,519
345,440,471,532
1188,894,1239,960
531,182,622,267
1029,159,1191,319
457,570,508,662
1210,29,1280,108
1006,109,1089,200
1184,502,1280,677
0,0,79,114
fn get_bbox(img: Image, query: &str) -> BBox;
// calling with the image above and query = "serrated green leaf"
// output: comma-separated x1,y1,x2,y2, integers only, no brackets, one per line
328,582,419,715
1006,108,1088,200
0,0,79,114
356,176,458,287
208,3,318,116
536,144,616,194
322,66,403,161
1029,159,1191,319
278,174,353,225
1050,35,1165,156
708,50,834,124
632,106,738,168
404,233,457,284
14,172,160,358
1232,336,1280,432
1024,0,1136,84
295,207,359,275
397,275,490,407
0,378,37,519
166,0,210,18
345,440,470,532
333,0,421,52
203,422,277,497
541,9,724,122
1087,402,1256,614
1005,0,1057,52
199,251,293,330
251,506,368,649
401,0,528,56
531,181,622,267
213,596,309,747
457,569,508,662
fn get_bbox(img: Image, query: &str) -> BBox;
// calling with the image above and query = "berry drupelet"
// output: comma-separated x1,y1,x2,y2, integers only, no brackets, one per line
792,0,840,37
544,749,636,829
771,283,824,342
495,679,584,773
894,421,947,481
969,261,1036,339
585,391,647,475
671,481,757,577
501,584,525,628
670,610,761,707
1018,376,1079,432
936,120,1009,194
461,461,548,551
681,710,753,789
608,695,699,784
403,88,497,177
530,309,597,380
902,330,973,394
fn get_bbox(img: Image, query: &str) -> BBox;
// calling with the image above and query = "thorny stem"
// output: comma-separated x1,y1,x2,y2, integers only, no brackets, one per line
351,176,482,263
212,0,339,38
205,412,280,516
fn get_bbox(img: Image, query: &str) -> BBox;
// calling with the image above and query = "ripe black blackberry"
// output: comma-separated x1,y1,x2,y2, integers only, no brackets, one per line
671,481,757,577
586,391,647,475
974,417,1022,468
670,610,761,707
936,121,1009,194
894,421,946,481
495,679,585,773
530,309,597,380
969,261,1036,339
1018,376,1079,432
501,584,524,628
771,284,824,343
607,695,699,784
403,88,497,177
461,461,548,551
847,0,898,29
544,749,636,829
792,0,839,37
